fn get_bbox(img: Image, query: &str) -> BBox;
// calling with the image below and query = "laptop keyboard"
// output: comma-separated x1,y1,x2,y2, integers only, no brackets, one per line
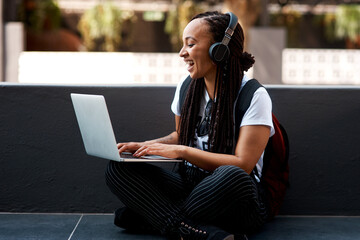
120,152,181,161
120,153,140,159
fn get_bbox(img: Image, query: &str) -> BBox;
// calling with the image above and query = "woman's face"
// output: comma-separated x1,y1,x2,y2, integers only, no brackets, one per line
179,19,217,81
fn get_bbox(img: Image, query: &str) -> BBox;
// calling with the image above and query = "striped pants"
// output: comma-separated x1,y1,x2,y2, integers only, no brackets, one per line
105,161,268,235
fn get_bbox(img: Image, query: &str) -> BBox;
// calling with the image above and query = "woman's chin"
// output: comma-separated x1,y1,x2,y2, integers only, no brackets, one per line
189,72,200,80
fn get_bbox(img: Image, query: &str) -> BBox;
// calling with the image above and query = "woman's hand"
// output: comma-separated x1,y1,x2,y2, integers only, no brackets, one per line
117,142,145,154
134,143,185,159
117,117,180,157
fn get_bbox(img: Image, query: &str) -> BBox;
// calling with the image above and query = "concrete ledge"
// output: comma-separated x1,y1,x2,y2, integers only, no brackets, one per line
1,83,360,215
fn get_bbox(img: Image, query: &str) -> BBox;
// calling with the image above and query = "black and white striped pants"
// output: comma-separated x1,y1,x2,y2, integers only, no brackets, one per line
105,161,268,235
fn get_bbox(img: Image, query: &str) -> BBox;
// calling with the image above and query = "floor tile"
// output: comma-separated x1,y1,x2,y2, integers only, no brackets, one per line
0,213,80,240
2,213,360,240
71,214,166,240
249,216,360,240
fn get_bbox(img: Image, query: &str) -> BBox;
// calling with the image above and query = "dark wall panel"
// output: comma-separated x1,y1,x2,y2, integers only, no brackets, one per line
1,84,360,215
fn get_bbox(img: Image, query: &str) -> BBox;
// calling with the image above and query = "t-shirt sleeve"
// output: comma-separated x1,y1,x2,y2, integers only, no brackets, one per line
240,87,275,136
171,77,187,116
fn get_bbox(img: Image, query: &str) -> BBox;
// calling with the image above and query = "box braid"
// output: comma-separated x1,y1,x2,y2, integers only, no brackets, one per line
178,77,205,148
179,11,255,156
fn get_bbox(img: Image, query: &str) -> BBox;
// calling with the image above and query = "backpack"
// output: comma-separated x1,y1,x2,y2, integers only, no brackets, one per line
179,76,289,219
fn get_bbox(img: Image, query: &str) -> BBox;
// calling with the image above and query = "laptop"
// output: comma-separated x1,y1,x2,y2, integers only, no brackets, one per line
70,93,182,162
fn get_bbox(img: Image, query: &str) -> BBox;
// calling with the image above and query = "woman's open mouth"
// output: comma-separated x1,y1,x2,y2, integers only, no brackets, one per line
185,60,194,72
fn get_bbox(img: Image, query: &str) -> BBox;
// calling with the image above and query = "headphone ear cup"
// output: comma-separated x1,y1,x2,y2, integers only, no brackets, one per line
209,42,230,64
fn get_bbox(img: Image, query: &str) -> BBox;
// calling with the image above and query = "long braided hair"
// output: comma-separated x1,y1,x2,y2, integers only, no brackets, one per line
179,11,255,154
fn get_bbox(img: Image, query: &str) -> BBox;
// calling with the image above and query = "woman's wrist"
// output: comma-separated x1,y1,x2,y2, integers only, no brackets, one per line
144,132,178,145
177,145,187,159
143,140,155,145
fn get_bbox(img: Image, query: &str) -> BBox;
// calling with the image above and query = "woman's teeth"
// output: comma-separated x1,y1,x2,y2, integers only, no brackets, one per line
186,61,194,67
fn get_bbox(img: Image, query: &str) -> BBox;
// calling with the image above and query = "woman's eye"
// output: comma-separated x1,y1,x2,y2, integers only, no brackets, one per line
188,44,195,47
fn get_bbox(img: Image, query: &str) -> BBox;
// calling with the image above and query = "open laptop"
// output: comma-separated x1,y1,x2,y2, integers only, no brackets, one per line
70,93,182,162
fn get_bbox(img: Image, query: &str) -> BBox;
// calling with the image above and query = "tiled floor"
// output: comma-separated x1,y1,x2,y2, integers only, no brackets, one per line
0,213,165,240
250,216,360,240
1,213,360,240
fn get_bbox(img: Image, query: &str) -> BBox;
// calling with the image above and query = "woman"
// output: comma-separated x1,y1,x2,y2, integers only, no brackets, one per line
105,11,274,240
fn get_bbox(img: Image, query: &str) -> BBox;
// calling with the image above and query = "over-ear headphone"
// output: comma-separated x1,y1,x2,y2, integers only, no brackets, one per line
209,12,238,65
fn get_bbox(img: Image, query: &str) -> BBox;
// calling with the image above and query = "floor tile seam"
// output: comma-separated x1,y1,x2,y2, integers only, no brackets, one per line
67,214,83,240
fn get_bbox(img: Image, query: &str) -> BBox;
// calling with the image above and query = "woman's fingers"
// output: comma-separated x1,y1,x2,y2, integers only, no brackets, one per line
117,142,141,154
134,145,149,157
136,143,181,159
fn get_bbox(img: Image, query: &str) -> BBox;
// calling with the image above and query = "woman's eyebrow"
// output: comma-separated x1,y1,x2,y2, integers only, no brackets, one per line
185,36,197,42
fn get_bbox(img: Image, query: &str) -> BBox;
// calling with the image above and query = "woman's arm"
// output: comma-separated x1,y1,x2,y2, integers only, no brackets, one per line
182,125,270,173
137,124,270,173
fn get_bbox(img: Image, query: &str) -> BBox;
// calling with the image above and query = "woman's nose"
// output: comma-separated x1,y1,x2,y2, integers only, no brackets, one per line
179,46,187,58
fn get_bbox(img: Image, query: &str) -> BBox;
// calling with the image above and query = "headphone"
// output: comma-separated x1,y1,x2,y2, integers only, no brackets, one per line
209,12,238,65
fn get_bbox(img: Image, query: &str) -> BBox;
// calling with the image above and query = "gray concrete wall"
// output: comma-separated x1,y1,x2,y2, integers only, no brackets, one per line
248,28,286,84
1,84,360,215
4,22,24,83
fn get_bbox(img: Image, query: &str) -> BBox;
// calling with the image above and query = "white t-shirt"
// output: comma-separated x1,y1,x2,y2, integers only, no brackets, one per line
171,75,275,178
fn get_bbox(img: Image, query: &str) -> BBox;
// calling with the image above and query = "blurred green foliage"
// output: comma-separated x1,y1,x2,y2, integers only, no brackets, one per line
19,0,61,32
78,1,136,52
165,0,204,52
334,4,360,43
315,4,360,48
270,10,302,48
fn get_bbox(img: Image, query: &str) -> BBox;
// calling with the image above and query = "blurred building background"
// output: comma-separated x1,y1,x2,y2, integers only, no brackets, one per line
1,0,360,85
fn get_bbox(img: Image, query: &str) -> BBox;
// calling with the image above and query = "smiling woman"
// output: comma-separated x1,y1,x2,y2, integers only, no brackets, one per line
179,18,216,82
105,11,274,240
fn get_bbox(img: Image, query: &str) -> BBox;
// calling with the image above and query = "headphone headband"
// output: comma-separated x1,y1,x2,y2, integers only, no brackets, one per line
221,12,238,45
209,12,238,64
